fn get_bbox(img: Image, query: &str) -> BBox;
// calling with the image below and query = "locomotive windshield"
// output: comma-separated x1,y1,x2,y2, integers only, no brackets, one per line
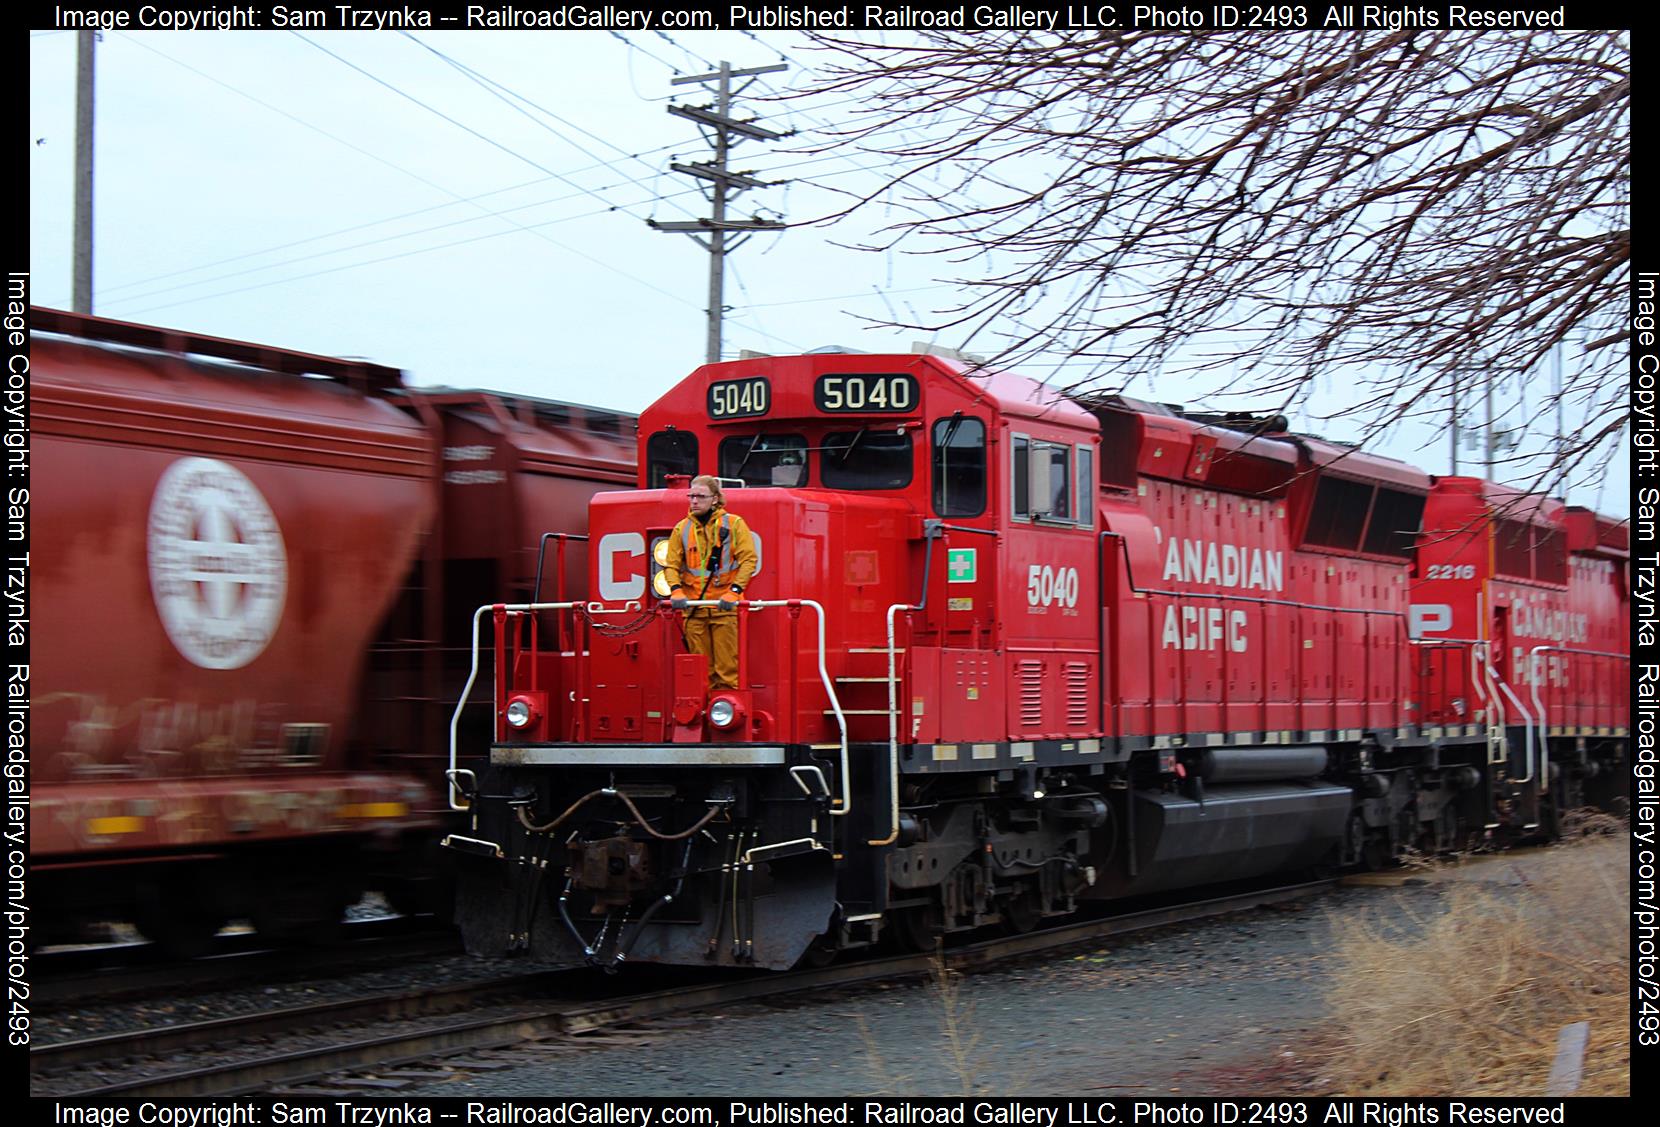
712,429,915,491
717,432,808,487
822,428,913,490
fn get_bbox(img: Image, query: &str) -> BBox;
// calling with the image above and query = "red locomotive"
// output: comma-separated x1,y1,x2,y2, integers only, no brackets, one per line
449,350,1630,969
1409,479,1630,833
29,309,634,954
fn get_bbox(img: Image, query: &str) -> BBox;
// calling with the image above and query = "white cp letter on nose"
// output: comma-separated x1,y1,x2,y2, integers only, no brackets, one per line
598,532,645,600
1408,603,1453,639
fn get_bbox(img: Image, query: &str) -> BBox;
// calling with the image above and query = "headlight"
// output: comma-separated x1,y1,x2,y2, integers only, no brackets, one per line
505,698,534,728
650,537,672,597
708,698,737,729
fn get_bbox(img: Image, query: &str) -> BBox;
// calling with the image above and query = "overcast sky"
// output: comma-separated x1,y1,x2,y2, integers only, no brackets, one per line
28,28,1629,516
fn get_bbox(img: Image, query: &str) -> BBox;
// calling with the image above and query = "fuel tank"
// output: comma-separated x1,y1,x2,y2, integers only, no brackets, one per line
1092,781,1353,897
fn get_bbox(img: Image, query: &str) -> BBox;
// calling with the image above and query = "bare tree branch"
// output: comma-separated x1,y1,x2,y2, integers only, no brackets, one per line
797,30,1630,498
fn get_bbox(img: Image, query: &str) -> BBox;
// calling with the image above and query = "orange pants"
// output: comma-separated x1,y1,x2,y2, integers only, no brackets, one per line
683,609,739,690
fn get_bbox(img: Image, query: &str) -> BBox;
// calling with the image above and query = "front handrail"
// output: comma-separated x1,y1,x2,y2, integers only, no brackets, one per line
1472,636,1501,732
1478,647,1537,785
446,598,850,818
448,601,582,812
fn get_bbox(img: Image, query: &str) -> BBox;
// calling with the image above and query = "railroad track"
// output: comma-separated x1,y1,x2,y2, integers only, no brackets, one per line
31,878,1334,1098
36,917,462,1010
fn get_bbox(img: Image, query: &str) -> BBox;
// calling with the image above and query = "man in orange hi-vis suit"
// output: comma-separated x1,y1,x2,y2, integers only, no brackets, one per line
663,475,758,691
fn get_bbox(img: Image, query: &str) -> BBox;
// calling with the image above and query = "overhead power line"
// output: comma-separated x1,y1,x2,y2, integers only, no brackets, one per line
100,144,911,314
399,32,697,219
296,33,654,223
116,194,700,320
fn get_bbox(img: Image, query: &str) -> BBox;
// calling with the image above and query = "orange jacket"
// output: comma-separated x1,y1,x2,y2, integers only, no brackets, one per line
664,506,757,598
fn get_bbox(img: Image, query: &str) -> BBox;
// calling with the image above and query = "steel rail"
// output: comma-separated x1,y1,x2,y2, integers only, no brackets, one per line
31,966,579,1075
42,879,1334,1097
35,925,459,1010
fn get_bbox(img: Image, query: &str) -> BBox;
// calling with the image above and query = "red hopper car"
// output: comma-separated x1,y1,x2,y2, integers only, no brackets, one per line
29,309,635,953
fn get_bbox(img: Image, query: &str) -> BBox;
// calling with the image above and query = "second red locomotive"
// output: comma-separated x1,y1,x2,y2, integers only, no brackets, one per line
448,350,1630,969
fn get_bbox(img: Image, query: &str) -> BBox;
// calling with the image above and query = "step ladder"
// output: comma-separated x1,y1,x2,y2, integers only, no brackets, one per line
822,646,904,741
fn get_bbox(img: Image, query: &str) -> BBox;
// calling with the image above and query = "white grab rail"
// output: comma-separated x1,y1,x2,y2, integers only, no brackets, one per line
445,598,850,817
448,601,582,812
871,601,921,847
1528,644,1632,798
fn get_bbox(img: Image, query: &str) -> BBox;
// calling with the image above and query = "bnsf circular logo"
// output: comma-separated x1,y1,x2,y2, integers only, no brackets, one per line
147,458,288,670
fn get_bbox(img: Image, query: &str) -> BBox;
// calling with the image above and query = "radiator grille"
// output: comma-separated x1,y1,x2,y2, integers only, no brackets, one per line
1065,662,1091,729
1017,660,1044,728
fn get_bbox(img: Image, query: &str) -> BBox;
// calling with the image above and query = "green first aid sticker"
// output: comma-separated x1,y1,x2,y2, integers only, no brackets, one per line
947,548,976,583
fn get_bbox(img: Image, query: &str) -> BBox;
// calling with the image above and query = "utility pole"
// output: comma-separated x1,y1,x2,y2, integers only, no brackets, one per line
1449,367,1459,476
1483,367,1493,476
649,61,790,365
1553,343,1565,472
1447,362,1497,477
73,30,95,313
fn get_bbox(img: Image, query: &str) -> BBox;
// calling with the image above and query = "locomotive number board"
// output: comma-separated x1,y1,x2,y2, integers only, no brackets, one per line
707,377,770,420
814,373,919,413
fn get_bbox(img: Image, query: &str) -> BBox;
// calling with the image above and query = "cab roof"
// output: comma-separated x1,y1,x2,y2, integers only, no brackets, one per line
640,352,1098,432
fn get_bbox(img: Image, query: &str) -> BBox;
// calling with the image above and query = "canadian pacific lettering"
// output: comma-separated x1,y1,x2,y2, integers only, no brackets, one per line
1161,537,1286,593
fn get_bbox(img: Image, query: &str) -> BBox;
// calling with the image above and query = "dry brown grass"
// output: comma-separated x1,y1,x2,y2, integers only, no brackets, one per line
1322,829,1629,1095
855,951,1005,1095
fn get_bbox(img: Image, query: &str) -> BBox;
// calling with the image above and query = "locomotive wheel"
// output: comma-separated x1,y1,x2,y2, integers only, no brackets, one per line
134,876,226,959
1347,813,1386,871
792,907,842,969
1436,804,1464,854
1539,785,1564,841
794,935,840,969
1000,886,1042,935
887,902,943,953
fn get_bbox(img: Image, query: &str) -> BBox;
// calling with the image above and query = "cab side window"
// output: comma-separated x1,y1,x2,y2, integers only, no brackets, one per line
1041,442,1071,520
932,415,986,517
1012,433,1075,523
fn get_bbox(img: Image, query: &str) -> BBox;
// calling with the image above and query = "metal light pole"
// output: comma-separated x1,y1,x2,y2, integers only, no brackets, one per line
73,30,95,313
